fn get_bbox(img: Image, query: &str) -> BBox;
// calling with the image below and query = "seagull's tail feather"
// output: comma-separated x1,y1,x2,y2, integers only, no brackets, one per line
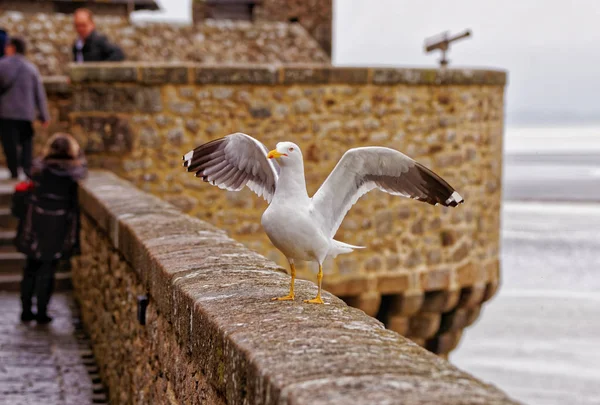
328,240,365,259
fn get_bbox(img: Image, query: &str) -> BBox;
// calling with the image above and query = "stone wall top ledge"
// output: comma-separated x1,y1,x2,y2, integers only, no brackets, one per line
43,76,71,95
68,63,507,86
77,170,518,405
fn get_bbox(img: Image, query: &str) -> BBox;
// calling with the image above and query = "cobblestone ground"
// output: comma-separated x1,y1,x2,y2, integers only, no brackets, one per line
0,292,99,405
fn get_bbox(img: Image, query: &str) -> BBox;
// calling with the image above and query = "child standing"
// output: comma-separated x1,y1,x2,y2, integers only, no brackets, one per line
14,133,87,323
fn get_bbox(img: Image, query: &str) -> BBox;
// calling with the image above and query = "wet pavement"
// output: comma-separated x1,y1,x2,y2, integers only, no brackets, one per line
0,293,102,405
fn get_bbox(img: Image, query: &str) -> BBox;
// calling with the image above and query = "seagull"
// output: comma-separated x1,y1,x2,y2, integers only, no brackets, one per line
183,132,463,304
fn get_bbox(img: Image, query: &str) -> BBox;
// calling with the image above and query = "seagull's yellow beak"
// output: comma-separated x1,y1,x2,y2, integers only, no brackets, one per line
267,150,286,159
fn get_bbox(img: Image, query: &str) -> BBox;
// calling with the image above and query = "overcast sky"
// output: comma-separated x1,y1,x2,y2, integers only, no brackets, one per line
133,0,600,124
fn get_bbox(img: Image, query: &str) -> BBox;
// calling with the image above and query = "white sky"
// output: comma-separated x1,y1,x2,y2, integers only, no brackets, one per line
133,0,600,122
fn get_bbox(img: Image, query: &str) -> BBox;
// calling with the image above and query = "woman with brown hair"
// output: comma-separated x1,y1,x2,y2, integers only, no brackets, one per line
15,133,87,324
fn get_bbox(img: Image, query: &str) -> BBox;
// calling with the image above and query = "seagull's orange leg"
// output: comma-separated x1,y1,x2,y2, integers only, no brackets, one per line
272,262,296,301
304,264,325,304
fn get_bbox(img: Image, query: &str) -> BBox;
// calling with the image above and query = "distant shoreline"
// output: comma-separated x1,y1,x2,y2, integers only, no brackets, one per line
507,113,600,127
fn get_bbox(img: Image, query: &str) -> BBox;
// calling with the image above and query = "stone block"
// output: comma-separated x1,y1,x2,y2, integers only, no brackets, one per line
372,68,507,86
409,337,426,347
281,65,369,84
323,275,373,297
404,251,422,269
486,259,501,283
456,283,487,309
372,68,438,85
426,330,463,355
43,77,71,95
70,64,137,83
451,241,470,262
440,229,458,246
73,86,162,113
388,291,424,317
344,292,381,317
386,315,409,336
438,308,469,334
376,272,411,294
249,107,272,118
456,262,485,287
465,306,482,327
328,67,370,84
483,281,500,303
282,66,330,84
140,66,190,84
420,289,461,313
195,66,278,85
73,115,134,154
408,312,441,339
420,267,451,291
364,256,383,272
164,195,198,213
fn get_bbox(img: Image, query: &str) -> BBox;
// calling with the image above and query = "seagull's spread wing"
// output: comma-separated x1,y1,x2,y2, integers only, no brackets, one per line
183,133,280,202
311,147,464,238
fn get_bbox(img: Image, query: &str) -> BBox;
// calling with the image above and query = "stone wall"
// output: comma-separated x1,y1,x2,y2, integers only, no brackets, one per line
0,1,53,14
65,63,507,357
72,170,518,405
0,1,133,17
0,11,329,76
254,0,332,56
190,0,332,55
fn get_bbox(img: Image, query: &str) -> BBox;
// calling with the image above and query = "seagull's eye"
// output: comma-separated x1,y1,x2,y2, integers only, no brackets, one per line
288,147,294,152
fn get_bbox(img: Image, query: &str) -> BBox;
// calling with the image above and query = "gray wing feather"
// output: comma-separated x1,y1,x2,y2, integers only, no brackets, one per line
310,147,463,238
183,133,279,202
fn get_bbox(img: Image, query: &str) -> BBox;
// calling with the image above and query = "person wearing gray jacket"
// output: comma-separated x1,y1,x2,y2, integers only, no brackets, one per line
0,37,49,179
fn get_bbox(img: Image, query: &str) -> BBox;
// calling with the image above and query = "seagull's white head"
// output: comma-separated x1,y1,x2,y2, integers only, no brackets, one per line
267,142,303,166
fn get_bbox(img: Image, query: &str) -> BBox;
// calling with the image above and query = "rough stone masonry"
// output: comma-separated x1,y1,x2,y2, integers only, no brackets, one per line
64,63,506,357
0,12,329,77
72,170,519,405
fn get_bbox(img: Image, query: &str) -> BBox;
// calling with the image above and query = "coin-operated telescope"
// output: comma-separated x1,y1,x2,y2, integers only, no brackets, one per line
424,29,472,67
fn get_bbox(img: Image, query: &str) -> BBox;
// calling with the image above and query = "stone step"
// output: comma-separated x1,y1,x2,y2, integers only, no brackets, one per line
0,272,73,292
0,230,17,253
0,207,17,230
0,193,10,208
0,182,13,208
0,253,74,275
0,252,26,274
0,230,16,247
0,245,16,253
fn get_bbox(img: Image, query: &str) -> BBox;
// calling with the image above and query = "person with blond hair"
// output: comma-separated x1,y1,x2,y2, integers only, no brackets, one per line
14,133,87,324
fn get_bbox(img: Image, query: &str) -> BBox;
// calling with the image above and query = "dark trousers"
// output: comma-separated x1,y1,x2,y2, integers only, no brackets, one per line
0,119,34,178
20,258,57,316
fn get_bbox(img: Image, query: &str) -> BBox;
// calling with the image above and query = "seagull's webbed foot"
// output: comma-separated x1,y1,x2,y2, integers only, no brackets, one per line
304,295,324,304
272,294,295,301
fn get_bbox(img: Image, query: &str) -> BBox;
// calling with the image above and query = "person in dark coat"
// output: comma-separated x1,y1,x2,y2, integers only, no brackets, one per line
15,133,87,324
72,8,125,63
